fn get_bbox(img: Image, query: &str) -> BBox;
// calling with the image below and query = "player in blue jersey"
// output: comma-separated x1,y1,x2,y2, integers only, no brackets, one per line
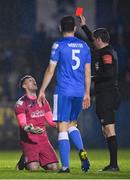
38,16,91,173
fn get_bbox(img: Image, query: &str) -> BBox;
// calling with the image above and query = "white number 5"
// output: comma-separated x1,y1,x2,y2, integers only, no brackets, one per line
72,49,80,70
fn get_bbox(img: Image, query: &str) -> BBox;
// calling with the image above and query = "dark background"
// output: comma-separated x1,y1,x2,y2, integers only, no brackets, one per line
0,0,130,150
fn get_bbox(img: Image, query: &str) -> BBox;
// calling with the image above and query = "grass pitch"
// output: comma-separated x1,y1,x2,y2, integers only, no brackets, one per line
0,149,129,179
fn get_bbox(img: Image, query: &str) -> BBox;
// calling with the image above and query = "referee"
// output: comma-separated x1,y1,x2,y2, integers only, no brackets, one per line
79,16,120,171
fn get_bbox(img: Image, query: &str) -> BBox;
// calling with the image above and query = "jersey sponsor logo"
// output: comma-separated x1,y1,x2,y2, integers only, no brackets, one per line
31,110,45,118
52,43,59,49
103,54,112,64
68,43,83,48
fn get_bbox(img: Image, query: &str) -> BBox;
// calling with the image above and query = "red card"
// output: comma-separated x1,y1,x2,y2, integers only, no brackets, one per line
75,7,84,16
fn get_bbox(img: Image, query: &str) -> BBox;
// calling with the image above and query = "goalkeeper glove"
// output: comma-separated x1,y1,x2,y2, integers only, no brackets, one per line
24,124,43,134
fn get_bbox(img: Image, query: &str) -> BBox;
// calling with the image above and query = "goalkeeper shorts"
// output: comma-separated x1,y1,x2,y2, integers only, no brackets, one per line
21,138,58,167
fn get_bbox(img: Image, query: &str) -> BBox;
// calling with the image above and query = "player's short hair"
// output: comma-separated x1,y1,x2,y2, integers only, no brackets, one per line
19,75,33,89
60,16,75,32
92,28,110,43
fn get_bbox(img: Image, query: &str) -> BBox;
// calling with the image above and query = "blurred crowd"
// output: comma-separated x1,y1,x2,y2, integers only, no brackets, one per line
0,23,53,103
0,0,130,103
0,23,130,103
109,24,130,101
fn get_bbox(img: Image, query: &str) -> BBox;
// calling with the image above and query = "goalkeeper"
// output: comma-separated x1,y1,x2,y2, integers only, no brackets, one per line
15,75,58,171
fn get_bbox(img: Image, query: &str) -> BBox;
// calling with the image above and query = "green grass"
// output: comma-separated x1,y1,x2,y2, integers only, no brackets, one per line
0,149,130,179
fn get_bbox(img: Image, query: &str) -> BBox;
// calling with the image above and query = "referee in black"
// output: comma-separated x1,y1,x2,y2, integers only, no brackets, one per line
79,16,120,171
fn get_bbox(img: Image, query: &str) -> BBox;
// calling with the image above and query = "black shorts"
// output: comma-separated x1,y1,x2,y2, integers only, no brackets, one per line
96,88,120,126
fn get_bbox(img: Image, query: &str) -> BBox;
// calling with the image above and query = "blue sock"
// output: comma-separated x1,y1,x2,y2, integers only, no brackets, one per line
68,126,84,151
58,132,70,169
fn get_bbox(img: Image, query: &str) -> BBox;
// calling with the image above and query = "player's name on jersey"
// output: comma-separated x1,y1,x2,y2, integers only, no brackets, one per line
68,43,83,48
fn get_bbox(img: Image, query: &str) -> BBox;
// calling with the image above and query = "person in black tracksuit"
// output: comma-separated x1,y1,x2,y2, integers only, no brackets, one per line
79,16,120,171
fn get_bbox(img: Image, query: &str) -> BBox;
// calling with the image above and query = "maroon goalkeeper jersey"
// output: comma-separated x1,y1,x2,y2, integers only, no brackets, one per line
15,95,51,143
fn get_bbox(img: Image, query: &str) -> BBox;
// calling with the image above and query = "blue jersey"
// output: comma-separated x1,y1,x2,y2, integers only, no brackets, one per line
50,36,91,97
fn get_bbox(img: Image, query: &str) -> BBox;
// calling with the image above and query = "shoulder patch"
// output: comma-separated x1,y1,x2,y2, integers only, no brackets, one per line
52,43,59,49
103,54,112,64
16,99,24,106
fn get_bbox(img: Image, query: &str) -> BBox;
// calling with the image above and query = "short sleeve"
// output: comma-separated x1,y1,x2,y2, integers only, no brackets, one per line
50,42,60,63
84,43,91,64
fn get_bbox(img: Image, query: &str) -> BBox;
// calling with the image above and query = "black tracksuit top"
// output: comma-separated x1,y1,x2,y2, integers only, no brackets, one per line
82,25,118,93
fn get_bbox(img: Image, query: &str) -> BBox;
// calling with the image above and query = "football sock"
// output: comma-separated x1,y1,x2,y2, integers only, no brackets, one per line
58,132,70,169
106,136,118,167
68,126,84,151
17,153,25,170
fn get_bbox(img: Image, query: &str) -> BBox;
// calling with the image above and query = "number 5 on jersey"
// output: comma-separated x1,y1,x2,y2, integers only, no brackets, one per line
72,49,80,70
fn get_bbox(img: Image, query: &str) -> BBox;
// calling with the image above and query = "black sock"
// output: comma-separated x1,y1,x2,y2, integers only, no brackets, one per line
17,154,25,168
106,136,118,167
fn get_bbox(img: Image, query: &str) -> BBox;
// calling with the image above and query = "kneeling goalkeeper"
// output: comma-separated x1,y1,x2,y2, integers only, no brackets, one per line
15,75,58,171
